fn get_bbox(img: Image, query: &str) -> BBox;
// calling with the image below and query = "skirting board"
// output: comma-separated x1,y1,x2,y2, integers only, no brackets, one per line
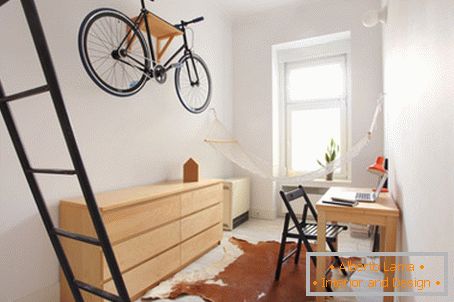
232,211,249,229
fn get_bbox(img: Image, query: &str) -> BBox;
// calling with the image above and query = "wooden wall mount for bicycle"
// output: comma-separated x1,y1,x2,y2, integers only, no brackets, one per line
132,12,183,63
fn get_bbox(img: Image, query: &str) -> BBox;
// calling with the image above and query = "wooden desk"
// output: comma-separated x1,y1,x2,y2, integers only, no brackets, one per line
315,187,400,302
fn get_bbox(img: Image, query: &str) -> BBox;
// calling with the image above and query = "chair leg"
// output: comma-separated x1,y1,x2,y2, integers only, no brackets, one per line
294,237,303,265
275,215,290,281
334,256,348,276
332,238,338,251
300,235,316,266
274,237,286,281
326,239,337,253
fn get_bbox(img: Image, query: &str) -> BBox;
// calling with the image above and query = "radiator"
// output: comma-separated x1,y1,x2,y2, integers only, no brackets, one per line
223,178,250,230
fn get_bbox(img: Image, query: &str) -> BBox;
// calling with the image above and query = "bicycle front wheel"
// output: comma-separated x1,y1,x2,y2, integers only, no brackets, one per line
175,54,212,114
79,8,150,97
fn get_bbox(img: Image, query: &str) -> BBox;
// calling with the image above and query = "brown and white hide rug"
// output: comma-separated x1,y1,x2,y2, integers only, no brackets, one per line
143,237,316,302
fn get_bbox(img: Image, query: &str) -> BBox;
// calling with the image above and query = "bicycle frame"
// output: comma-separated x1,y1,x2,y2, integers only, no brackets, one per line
116,0,201,84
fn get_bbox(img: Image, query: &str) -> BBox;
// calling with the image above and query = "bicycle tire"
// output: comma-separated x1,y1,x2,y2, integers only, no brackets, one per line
174,54,212,114
79,8,150,97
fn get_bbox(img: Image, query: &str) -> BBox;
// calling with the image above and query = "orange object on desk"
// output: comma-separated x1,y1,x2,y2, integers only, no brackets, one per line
368,156,388,192
368,156,387,175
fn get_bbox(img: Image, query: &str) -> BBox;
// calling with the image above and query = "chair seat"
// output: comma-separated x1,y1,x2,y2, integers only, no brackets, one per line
289,223,347,240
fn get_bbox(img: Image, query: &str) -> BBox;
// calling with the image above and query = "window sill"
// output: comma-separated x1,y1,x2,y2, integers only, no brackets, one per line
281,178,352,189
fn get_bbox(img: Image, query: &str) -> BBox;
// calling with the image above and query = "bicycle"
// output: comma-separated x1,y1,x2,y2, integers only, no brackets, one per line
78,0,212,113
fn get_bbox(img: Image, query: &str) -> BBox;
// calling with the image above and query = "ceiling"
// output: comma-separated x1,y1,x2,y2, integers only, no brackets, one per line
216,0,308,17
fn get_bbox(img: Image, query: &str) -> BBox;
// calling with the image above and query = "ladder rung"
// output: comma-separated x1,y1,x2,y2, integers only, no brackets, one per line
0,85,49,104
75,280,124,302
28,168,77,175
54,228,100,246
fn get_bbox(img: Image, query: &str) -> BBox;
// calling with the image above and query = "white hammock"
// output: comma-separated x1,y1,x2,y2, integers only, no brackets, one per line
205,95,384,184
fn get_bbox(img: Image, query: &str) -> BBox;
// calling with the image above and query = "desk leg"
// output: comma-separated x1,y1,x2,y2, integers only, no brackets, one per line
316,211,327,302
380,225,386,272
383,217,397,302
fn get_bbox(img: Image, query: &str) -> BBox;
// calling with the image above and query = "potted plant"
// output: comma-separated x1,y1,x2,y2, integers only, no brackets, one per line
317,138,340,181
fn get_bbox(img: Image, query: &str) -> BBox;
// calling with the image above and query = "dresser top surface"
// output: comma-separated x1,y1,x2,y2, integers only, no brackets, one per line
61,179,223,211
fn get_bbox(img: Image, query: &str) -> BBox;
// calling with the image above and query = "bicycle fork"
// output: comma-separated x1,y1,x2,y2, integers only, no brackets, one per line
181,25,200,86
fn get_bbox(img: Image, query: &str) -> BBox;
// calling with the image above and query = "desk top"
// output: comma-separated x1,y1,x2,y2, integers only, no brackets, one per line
316,187,400,217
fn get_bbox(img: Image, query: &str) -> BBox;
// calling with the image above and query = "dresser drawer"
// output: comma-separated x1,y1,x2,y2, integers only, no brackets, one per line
104,246,181,300
181,184,222,216
181,204,222,241
60,180,225,302
103,195,181,243
181,223,222,266
103,220,180,280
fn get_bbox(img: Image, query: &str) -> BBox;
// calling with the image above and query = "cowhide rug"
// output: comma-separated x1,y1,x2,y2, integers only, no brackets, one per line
143,237,317,302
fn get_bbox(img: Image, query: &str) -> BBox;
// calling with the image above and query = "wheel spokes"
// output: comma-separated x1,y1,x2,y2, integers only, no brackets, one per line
177,57,210,111
85,14,148,92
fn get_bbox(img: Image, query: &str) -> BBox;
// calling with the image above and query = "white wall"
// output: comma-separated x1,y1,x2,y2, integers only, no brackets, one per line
383,0,454,300
232,0,384,219
0,0,233,301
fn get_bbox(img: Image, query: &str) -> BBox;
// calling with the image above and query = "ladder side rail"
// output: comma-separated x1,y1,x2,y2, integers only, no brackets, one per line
0,83,85,302
0,0,9,7
19,0,130,300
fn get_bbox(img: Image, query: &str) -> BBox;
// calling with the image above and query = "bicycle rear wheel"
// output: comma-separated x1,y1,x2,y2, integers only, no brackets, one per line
79,8,150,97
175,54,212,114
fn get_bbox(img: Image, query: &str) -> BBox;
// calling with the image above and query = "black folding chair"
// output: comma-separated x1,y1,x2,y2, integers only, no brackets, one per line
275,185,348,290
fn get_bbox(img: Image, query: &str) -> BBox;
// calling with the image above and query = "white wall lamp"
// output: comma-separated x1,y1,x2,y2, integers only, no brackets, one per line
362,6,388,28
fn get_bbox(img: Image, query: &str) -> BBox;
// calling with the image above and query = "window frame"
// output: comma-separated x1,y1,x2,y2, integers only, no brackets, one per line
279,51,352,180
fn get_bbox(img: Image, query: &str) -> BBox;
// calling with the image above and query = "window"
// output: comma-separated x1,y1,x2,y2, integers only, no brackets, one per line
284,55,349,177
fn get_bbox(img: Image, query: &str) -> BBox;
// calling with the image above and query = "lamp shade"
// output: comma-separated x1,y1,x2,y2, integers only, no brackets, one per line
368,156,387,176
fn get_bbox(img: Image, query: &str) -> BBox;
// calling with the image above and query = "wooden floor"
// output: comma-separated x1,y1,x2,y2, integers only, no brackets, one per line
143,218,380,302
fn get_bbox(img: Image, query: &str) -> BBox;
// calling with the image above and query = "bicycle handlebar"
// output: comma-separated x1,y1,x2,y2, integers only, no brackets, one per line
189,16,205,24
141,0,154,8
179,16,205,27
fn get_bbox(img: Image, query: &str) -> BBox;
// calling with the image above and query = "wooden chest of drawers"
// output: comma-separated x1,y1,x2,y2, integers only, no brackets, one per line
59,180,223,302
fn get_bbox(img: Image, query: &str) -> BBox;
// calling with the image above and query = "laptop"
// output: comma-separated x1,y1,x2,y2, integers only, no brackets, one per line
331,174,388,203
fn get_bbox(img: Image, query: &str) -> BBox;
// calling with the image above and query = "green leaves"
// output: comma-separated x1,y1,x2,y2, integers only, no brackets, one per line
330,148,337,161
317,138,340,167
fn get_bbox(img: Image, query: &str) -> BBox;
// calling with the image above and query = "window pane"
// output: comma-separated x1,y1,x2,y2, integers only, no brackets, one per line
287,61,345,101
290,107,342,172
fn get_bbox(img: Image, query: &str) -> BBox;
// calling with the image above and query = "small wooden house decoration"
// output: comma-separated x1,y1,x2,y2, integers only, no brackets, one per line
183,158,199,183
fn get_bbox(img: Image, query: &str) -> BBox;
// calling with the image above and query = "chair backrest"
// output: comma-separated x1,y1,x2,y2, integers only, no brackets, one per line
279,185,318,231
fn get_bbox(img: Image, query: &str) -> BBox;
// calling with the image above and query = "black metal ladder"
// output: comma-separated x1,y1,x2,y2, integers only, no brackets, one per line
0,0,130,301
